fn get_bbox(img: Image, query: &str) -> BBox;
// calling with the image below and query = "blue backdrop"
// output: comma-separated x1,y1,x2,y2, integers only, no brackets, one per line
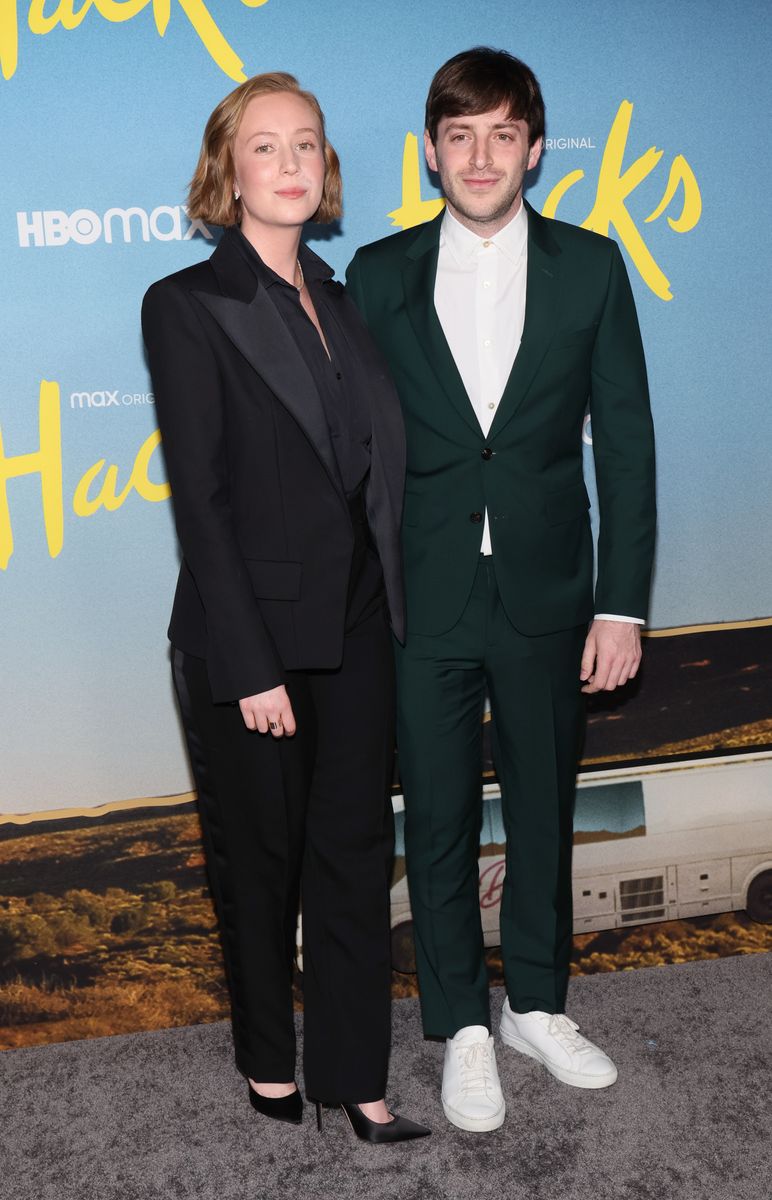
1,0,770,814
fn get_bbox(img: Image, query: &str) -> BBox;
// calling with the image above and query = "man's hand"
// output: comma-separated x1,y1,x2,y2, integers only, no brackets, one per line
238,685,297,737
580,620,642,694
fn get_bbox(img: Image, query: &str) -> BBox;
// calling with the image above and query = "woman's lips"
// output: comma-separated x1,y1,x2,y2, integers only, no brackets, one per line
275,188,307,198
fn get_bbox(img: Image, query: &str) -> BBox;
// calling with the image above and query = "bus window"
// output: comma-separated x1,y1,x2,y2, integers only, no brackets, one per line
574,782,646,843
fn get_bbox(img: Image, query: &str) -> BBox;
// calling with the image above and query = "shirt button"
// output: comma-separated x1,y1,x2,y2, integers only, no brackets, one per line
483,280,491,288
482,240,491,247
469,512,483,523
481,447,493,460
488,402,496,410
483,339,492,348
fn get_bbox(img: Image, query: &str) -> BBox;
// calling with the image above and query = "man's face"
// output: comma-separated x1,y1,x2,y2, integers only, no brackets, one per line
425,105,542,234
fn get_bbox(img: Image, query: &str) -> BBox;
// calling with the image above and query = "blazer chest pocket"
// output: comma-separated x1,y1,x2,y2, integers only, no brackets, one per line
544,483,591,526
244,559,302,600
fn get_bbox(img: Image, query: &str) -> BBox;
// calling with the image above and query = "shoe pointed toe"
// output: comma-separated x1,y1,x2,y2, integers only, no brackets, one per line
329,1102,431,1143
383,1114,432,1141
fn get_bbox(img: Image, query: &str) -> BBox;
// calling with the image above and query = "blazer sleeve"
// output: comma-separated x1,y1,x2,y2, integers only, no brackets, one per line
589,243,657,621
345,250,369,320
142,278,283,702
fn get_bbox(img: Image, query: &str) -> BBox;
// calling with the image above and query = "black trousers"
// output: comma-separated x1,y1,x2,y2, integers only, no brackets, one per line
172,600,395,1102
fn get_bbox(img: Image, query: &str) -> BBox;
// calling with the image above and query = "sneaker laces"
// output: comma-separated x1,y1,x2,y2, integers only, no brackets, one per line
541,1013,594,1055
456,1040,494,1094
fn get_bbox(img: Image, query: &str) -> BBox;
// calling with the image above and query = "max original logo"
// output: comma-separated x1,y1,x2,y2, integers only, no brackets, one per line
70,390,155,408
1,0,269,83
17,205,212,247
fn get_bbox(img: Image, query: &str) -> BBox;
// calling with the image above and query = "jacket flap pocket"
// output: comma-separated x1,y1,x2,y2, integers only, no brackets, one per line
544,483,591,525
244,559,302,600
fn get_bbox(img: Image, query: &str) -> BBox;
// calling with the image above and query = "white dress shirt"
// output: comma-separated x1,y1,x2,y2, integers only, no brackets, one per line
433,203,642,624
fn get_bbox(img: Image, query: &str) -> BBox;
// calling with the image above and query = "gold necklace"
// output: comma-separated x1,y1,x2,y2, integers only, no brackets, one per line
296,258,304,291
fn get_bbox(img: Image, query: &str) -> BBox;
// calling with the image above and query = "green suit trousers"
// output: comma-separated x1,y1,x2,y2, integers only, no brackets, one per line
395,557,586,1037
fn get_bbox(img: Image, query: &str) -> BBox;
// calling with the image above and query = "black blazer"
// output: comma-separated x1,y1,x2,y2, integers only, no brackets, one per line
142,228,406,704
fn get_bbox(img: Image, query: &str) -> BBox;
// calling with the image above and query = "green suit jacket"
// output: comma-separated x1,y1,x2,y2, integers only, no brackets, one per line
346,201,656,637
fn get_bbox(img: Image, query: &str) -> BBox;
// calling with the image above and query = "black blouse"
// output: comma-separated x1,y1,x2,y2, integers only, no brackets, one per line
234,230,371,498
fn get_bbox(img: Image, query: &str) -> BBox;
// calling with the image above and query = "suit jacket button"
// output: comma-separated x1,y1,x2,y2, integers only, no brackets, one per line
469,512,483,523
481,447,493,460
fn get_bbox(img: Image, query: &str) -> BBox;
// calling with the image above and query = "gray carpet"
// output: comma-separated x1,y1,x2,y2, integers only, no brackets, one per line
2,955,770,1200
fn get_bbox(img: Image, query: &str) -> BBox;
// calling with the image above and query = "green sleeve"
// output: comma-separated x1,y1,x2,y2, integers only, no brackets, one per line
345,249,369,321
590,243,657,621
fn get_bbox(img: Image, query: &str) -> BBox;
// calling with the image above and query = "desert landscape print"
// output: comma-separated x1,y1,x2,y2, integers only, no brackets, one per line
0,804,228,1049
2,798,771,1051
2,621,770,1050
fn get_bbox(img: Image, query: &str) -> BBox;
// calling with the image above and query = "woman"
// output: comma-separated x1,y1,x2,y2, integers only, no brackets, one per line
142,73,429,1144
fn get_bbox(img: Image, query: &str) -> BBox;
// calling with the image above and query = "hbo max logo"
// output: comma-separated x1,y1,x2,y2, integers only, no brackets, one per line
17,206,213,247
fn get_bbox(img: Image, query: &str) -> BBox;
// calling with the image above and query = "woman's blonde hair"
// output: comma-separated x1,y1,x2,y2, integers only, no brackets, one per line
188,72,342,227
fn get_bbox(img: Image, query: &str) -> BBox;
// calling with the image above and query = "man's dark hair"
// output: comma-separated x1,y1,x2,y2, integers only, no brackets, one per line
425,47,545,147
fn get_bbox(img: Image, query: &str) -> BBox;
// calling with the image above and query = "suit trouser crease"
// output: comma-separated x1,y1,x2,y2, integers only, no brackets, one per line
396,558,585,1038
172,603,394,1102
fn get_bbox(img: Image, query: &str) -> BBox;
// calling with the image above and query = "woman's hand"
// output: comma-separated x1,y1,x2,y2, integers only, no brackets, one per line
238,685,296,737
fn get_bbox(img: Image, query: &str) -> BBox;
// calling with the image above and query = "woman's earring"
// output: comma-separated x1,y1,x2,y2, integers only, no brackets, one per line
234,189,240,201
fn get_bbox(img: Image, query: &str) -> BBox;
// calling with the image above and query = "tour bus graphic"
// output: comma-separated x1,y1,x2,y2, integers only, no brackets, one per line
387,751,772,971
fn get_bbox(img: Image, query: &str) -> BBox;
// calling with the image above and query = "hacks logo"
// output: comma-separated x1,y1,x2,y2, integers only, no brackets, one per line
1,0,270,83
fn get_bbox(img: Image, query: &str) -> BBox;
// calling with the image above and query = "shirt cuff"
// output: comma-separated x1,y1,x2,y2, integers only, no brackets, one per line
594,613,645,625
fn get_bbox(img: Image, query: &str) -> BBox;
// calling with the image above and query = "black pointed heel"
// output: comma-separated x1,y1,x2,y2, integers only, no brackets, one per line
248,1083,303,1125
312,1099,430,1143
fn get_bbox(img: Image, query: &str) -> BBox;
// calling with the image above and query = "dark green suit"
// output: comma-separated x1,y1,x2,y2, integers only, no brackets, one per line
347,201,655,1034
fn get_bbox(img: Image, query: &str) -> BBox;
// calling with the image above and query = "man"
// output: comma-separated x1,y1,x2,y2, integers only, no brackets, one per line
346,47,655,1132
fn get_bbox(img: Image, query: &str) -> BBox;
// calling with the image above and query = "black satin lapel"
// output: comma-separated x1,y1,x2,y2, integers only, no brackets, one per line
488,236,560,439
321,285,406,632
402,250,480,435
192,286,343,496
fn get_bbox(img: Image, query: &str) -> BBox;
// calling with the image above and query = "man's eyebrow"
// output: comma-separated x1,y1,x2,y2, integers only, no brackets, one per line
444,119,520,130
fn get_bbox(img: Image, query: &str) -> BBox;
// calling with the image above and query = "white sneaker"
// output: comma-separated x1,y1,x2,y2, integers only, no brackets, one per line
441,1025,506,1132
500,999,618,1089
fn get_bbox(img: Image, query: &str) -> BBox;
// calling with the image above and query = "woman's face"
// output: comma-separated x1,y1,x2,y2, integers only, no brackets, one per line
232,91,326,235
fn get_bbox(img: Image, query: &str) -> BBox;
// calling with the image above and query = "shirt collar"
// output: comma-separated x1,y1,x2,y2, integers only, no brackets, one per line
233,226,334,288
440,200,528,265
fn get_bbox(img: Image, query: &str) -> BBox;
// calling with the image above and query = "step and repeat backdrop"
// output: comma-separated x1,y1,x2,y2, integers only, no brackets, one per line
1,0,771,1046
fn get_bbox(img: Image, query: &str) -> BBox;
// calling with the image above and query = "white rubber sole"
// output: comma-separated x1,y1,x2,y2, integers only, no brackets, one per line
499,1028,618,1090
441,1097,506,1132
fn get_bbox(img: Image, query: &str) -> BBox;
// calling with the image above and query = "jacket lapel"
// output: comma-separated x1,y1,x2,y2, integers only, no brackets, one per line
318,280,407,638
489,201,561,438
320,279,407,518
401,213,481,436
191,230,344,497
